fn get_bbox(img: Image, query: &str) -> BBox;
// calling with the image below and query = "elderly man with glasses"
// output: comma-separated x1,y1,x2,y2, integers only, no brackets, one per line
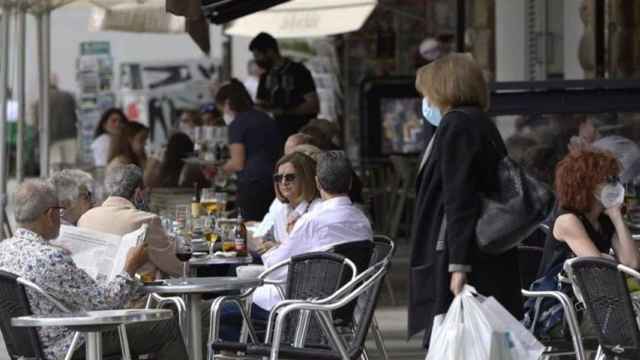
0,179,189,359
49,169,94,226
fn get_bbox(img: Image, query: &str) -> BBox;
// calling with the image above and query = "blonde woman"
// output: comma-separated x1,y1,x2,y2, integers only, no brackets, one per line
408,54,523,349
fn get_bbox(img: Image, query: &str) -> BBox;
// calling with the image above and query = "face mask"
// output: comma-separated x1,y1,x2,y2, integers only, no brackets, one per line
422,98,443,127
594,177,625,209
255,59,273,70
223,113,234,126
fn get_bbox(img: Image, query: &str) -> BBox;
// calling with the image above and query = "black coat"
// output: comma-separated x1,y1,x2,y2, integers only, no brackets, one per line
408,106,523,347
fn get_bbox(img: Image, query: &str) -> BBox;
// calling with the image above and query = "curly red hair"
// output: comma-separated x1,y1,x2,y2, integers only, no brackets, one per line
555,149,621,213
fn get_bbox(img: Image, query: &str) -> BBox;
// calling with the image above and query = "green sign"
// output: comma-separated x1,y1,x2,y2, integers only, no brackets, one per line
80,41,111,56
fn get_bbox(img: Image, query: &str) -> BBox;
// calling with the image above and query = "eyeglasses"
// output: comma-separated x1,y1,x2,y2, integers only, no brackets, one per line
273,173,297,184
81,191,94,205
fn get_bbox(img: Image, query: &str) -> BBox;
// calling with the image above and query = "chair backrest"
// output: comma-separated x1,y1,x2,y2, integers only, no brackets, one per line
371,235,395,266
284,252,353,347
0,270,46,359
330,240,374,326
566,257,640,358
329,259,388,359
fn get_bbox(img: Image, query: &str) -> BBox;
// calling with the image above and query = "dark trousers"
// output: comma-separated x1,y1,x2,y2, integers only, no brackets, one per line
218,303,270,342
236,180,275,222
72,317,188,359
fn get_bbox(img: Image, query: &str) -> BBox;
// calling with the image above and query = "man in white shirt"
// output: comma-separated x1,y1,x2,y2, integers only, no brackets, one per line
219,150,372,341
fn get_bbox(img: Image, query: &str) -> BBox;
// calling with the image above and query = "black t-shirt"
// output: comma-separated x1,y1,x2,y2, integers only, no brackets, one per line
228,109,282,184
537,208,615,277
257,58,317,140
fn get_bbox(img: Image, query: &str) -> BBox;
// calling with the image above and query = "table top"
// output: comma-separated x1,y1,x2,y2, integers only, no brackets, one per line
144,276,261,294
12,309,172,328
189,255,253,267
183,157,224,167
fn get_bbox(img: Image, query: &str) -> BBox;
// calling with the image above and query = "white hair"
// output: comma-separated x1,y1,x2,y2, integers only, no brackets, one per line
105,164,143,199
49,169,94,205
14,179,58,224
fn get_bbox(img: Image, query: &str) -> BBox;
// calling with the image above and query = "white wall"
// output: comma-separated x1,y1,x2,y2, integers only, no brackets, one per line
7,4,222,108
495,0,526,81
563,0,584,79
231,35,252,80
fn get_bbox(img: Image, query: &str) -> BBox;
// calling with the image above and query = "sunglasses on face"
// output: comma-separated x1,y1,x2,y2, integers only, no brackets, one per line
273,173,297,184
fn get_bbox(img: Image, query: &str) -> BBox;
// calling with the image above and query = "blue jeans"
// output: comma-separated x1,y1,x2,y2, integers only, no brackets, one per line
219,303,270,341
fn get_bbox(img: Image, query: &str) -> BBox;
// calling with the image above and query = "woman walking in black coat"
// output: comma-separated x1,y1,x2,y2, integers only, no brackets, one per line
408,54,523,349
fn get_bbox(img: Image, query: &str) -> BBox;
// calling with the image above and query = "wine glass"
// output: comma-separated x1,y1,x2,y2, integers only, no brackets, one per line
174,234,192,284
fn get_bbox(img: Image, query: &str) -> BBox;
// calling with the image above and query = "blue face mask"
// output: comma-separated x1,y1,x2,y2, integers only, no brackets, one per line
421,98,443,127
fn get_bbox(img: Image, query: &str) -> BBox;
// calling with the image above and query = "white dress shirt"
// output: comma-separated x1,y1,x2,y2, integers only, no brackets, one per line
273,198,322,244
91,133,111,167
253,196,373,310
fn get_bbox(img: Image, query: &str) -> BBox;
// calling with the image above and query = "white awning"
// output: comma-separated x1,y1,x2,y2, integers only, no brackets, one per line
88,0,185,33
225,0,377,38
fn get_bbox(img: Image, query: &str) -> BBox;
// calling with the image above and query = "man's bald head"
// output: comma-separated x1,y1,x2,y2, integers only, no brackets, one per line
284,133,313,155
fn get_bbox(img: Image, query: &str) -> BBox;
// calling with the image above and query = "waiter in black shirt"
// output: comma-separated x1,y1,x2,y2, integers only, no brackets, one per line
249,32,319,146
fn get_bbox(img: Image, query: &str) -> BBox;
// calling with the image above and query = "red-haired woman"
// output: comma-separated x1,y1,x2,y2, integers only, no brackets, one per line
539,149,640,277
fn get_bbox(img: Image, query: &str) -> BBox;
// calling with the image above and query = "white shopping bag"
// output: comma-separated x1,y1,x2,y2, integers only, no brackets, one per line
426,285,543,360
427,286,510,360
426,293,465,360
481,296,545,360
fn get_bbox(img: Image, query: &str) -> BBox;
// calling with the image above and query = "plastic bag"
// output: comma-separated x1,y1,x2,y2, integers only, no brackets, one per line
426,285,544,360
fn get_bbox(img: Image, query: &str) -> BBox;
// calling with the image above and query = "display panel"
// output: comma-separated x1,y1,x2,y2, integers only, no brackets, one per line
380,98,426,154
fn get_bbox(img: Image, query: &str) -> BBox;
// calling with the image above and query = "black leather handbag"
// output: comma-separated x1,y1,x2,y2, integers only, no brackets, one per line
450,109,555,255
475,151,555,254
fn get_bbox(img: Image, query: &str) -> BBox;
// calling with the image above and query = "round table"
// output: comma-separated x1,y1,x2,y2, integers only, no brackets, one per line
189,255,253,267
12,309,173,360
144,277,261,360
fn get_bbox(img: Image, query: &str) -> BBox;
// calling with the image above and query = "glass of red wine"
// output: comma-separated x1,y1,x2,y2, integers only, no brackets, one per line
175,234,192,284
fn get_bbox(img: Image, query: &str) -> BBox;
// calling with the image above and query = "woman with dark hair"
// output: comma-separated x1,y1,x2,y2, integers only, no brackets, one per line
106,121,149,174
144,133,210,188
91,108,126,167
216,79,281,221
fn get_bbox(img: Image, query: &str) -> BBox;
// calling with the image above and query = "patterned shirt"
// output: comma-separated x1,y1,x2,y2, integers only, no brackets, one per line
0,229,140,359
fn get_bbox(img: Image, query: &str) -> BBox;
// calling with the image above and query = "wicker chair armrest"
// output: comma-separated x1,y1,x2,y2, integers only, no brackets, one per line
618,264,640,281
521,289,586,360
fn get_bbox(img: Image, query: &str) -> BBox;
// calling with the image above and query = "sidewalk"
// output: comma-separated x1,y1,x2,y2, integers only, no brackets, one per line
0,306,424,360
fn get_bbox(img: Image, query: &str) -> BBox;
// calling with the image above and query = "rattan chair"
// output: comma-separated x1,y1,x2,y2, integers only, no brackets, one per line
0,270,131,360
564,257,640,360
207,252,357,359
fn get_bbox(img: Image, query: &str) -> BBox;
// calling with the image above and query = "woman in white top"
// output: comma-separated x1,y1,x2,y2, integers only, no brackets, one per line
91,108,125,167
258,152,321,254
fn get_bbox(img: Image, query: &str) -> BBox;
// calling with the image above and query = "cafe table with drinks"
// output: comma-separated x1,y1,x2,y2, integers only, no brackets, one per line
145,164,262,359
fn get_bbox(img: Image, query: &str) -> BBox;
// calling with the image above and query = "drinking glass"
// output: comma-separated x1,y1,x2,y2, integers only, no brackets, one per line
174,235,192,284
201,188,218,215
215,192,228,217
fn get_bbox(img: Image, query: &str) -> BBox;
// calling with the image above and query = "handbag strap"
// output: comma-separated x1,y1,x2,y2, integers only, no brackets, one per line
448,107,508,159
418,129,438,172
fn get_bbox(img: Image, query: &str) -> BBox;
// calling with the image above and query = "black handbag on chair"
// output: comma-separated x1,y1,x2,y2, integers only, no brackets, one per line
452,109,555,255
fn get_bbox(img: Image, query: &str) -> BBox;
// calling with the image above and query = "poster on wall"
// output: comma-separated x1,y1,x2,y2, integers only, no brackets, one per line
118,57,221,144
76,41,115,168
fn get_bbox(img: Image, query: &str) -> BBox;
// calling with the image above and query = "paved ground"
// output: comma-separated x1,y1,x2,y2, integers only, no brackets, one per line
0,306,424,360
